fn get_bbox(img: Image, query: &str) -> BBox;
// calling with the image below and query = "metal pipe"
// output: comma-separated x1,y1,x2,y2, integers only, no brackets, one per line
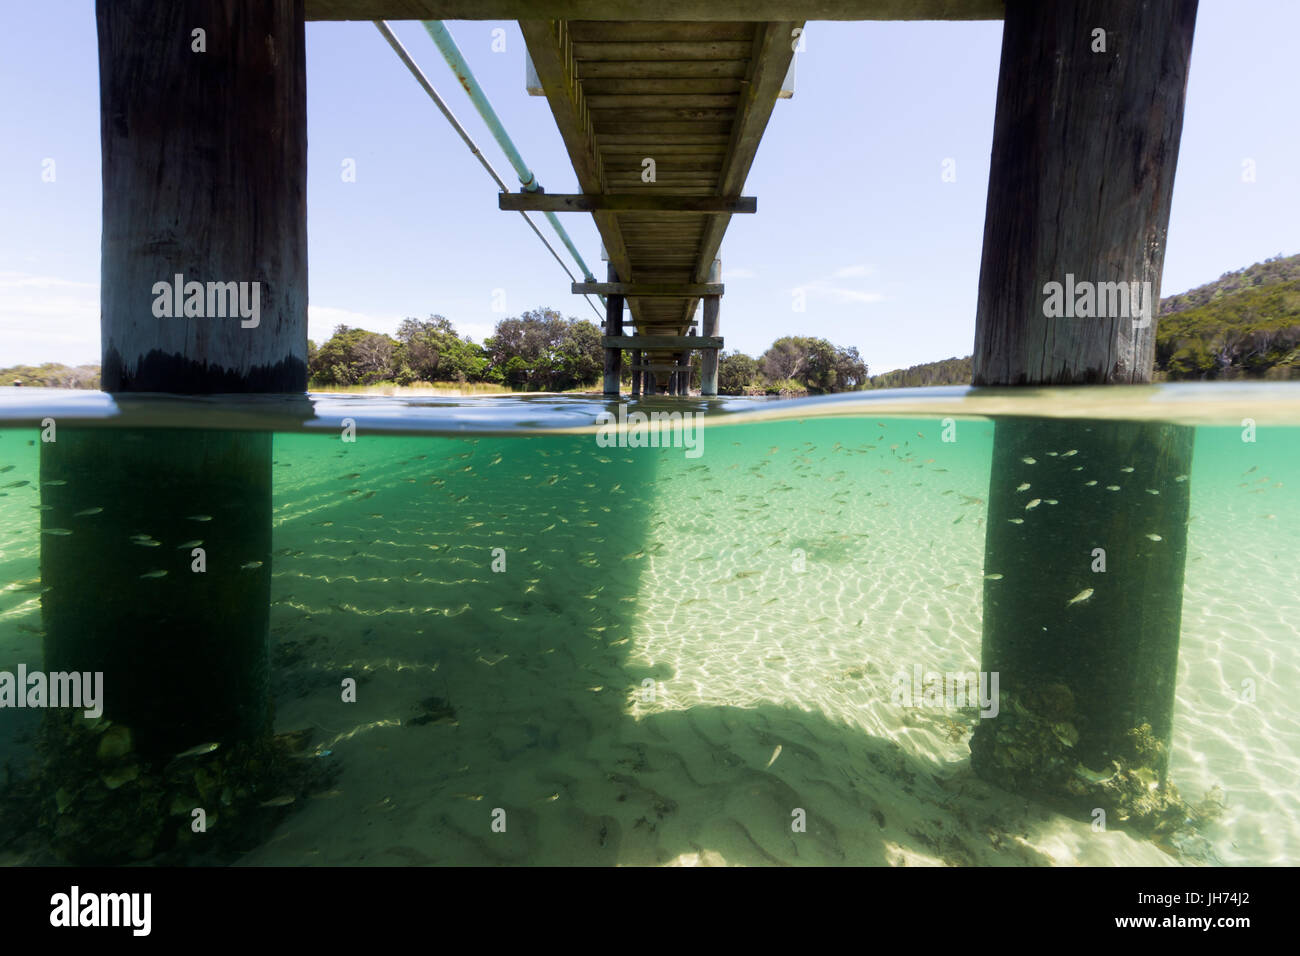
421,20,599,285
374,22,603,321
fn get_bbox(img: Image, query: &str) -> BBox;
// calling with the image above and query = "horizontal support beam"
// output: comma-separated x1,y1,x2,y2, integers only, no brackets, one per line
500,193,755,214
604,335,722,349
628,363,691,372
307,2,1004,22
576,282,723,297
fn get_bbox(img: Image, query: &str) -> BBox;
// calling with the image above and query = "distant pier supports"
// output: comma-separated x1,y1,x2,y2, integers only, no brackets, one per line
700,259,722,396
972,0,1197,386
603,266,625,397
97,0,308,393
631,349,643,396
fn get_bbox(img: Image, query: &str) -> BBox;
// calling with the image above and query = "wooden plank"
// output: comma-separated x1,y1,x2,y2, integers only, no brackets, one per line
577,283,723,296
605,335,723,349
582,77,744,95
578,60,750,78
628,363,692,372
501,193,755,213
568,21,756,42
586,93,739,109
573,40,754,60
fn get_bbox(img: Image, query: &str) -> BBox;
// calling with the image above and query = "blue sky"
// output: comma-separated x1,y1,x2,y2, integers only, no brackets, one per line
1,2,1296,373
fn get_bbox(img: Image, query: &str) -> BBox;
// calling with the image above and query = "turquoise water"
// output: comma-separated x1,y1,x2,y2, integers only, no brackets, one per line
0,387,1297,865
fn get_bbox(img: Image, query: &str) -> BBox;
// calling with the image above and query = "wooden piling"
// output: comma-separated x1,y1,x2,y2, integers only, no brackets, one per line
97,0,308,393
631,349,642,396
972,0,1197,386
700,260,721,396
603,265,625,397
970,419,1194,831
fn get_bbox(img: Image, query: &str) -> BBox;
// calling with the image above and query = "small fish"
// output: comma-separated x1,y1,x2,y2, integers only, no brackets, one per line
1066,588,1095,607
766,745,782,768
1243,466,1257,475
3,480,30,488
259,795,295,808
984,573,1004,580
1022,457,1037,465
41,528,73,536
0,465,13,473
176,540,203,549
43,480,67,486
1146,489,1160,495
1062,450,1077,457
1120,466,1135,473
240,561,263,570
73,507,103,516
1025,498,1041,510
1007,518,1024,525
1045,499,1058,505
1085,480,1098,487
1106,485,1120,491
173,741,220,760
1016,483,1031,492
1145,534,1163,542
133,538,161,547
187,515,212,522
1175,475,1188,482
140,570,168,579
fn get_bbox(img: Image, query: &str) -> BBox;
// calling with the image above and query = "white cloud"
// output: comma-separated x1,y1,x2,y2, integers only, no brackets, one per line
831,264,873,279
0,271,100,365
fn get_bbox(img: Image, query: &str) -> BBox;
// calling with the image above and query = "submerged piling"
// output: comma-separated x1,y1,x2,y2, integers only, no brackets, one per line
971,419,1194,831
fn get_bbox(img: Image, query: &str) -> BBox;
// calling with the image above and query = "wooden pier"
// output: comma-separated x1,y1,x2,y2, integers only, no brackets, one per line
72,0,1202,843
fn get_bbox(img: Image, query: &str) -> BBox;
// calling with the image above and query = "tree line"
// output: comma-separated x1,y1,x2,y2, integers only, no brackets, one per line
306,310,870,395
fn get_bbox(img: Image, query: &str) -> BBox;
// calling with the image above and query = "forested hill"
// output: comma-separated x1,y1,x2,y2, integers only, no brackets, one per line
868,253,1300,387
1158,253,1300,315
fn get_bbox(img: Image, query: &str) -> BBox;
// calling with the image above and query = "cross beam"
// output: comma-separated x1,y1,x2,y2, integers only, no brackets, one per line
500,193,756,214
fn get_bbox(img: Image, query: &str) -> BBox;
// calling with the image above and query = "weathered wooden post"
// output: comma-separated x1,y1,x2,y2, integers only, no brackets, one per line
631,349,642,396
969,0,1199,833
603,265,624,397
99,0,308,392
973,0,1196,387
34,0,310,862
700,259,721,396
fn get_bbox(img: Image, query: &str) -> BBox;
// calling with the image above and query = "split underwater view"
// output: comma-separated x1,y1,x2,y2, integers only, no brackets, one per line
1,385,1296,867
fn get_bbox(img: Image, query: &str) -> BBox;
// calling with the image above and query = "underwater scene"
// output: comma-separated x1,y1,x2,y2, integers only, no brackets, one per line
0,390,1297,866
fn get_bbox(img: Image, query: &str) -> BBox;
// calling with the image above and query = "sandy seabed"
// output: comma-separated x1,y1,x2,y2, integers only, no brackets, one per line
1,417,1297,866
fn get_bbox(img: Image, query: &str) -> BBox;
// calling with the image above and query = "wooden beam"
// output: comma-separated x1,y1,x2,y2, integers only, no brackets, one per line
629,363,692,372
519,20,633,284
500,193,756,213
973,0,1196,385
604,335,723,349
306,2,1005,21
688,16,801,340
577,282,723,297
